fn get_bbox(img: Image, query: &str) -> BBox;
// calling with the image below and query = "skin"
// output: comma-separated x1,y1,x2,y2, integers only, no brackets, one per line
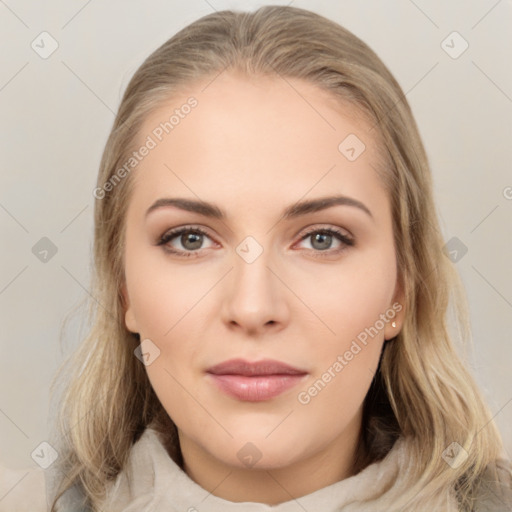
122,70,404,504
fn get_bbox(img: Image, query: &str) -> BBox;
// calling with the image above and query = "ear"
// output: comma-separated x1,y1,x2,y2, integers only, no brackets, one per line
121,282,139,334
384,275,405,341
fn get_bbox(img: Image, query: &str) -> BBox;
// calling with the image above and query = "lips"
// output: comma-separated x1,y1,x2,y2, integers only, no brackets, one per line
206,358,308,402
207,358,307,376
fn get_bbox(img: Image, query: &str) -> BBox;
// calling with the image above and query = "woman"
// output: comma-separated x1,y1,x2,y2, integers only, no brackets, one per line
3,5,510,512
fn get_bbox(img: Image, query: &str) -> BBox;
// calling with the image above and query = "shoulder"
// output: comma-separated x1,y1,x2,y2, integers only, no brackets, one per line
0,464,47,512
473,456,512,511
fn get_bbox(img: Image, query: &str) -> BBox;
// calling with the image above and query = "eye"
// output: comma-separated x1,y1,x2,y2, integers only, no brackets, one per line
294,226,354,256
157,226,216,258
156,225,354,259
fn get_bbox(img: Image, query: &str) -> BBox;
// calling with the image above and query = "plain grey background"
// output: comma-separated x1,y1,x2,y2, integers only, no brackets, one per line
1,0,511,469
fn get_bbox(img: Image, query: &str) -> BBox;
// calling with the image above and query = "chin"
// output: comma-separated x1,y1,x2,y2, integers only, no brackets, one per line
204,432,309,470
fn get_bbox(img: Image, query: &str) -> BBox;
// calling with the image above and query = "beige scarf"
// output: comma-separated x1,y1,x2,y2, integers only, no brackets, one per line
98,427,465,512
2,427,509,511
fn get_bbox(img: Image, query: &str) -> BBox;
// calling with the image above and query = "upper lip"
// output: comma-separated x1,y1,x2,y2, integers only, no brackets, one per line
206,358,307,376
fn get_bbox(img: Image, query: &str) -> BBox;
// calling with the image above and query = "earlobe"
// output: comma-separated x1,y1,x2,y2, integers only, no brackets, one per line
385,277,405,340
384,317,401,341
125,308,139,334
121,283,139,333
384,312,402,341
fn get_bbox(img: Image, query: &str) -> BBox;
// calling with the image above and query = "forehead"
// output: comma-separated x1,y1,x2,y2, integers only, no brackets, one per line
129,71,388,218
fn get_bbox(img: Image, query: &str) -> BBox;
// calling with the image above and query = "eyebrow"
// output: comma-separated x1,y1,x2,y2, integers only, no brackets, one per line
145,195,373,222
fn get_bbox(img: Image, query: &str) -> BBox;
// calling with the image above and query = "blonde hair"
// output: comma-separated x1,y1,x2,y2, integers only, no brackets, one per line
48,6,507,511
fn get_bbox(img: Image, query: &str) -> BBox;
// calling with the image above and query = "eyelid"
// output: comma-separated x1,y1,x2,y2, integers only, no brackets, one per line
295,224,354,242
157,224,215,244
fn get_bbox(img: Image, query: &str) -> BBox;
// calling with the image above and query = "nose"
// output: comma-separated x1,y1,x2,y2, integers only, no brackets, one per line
221,246,290,337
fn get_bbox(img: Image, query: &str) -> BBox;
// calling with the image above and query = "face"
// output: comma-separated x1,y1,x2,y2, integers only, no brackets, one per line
122,71,404,473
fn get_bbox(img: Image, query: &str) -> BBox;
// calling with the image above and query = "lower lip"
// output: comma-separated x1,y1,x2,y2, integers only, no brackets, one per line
207,373,307,401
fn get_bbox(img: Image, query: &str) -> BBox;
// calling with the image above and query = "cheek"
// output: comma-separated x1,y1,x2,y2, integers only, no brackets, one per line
124,238,213,339
296,250,397,346
294,261,392,426
124,243,213,399
292,247,396,415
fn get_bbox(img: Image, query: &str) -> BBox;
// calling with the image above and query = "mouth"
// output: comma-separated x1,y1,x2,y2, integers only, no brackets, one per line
206,358,308,402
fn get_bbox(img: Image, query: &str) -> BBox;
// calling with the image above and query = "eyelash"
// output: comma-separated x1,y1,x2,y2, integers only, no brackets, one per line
156,225,355,259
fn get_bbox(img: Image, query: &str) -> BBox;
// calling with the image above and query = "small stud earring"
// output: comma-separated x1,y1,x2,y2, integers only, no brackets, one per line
391,321,397,328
